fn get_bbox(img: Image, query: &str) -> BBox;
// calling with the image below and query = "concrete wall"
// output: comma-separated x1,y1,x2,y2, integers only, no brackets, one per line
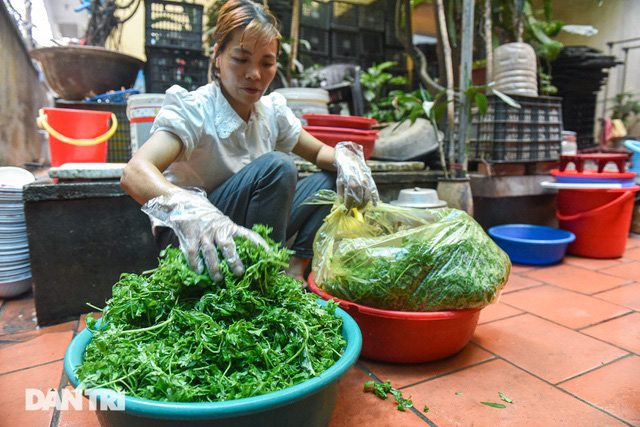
552,0,640,136
0,2,50,166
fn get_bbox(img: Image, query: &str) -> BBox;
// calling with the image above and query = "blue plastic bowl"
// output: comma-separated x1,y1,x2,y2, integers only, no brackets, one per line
488,224,576,265
64,300,362,427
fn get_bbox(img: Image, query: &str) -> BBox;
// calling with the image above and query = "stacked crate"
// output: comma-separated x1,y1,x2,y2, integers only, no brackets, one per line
144,0,208,93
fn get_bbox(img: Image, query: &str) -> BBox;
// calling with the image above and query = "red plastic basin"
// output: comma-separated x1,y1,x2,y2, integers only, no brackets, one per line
303,114,378,129
308,274,482,363
303,126,378,160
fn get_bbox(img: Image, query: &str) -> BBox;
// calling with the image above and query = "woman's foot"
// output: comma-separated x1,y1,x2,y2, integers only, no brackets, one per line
286,256,310,287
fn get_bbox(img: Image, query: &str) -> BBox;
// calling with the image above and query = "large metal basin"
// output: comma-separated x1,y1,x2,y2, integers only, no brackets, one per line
30,46,144,100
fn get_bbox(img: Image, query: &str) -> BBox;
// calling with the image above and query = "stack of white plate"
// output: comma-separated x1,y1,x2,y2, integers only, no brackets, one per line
0,167,36,298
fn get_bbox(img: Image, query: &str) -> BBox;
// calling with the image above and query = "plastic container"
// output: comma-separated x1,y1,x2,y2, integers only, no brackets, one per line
624,140,640,177
64,300,361,427
556,186,640,258
488,224,575,265
144,0,204,51
127,94,166,155
303,126,378,159
493,43,538,97
303,114,376,129
86,89,139,104
37,108,116,167
550,169,637,188
390,187,447,209
308,274,481,364
145,47,209,94
276,88,330,124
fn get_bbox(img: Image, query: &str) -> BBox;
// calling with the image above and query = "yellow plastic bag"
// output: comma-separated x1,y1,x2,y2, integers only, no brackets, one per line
310,191,511,311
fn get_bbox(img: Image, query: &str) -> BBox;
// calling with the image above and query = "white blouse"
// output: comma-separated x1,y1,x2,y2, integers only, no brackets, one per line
151,82,302,193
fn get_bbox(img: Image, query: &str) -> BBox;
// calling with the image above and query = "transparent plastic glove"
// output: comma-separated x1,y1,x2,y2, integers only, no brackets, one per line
142,188,269,282
334,141,379,210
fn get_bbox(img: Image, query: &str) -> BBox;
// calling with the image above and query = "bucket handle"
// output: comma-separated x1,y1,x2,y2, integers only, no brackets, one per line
37,109,118,146
557,190,634,221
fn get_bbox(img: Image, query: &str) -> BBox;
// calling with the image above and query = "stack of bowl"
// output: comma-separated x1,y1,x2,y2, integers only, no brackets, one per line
302,114,378,159
0,167,35,297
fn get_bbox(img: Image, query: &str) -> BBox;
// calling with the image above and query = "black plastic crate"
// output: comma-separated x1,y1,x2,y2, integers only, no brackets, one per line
300,53,330,69
384,3,402,47
385,48,406,66
359,31,384,57
301,1,330,29
146,47,209,94
300,26,330,56
359,0,385,31
360,54,384,70
331,2,358,30
145,0,203,51
331,30,358,58
468,95,563,163
331,55,359,66
55,100,132,163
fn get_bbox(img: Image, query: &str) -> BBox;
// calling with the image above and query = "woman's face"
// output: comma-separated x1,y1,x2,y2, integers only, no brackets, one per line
214,29,278,120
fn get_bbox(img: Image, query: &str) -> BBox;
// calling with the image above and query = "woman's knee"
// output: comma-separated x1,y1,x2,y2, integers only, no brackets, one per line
260,151,297,181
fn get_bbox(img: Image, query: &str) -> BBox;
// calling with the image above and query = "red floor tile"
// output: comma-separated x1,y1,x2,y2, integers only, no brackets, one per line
594,283,640,311
329,366,426,427
501,274,543,294
0,361,63,427
510,264,536,274
479,301,524,324
581,312,640,354
0,294,37,336
622,246,640,261
500,285,631,329
563,255,625,271
0,321,77,375
560,356,640,425
473,314,628,384
57,385,101,427
601,261,640,282
360,344,494,388
522,264,630,294
403,359,621,426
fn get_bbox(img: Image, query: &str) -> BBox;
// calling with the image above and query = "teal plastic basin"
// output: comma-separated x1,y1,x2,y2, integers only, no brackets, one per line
64,300,362,427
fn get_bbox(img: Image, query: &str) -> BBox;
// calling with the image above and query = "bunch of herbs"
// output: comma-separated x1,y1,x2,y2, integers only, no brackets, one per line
75,225,346,402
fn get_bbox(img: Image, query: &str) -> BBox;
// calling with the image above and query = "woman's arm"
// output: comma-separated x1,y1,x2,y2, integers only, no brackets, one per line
120,131,184,205
291,129,336,171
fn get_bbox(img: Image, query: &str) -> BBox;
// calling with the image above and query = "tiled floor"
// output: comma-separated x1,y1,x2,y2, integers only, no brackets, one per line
1,236,639,426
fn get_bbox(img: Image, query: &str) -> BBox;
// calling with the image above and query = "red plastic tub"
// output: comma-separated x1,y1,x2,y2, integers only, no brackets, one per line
303,114,377,130
303,126,378,159
308,274,481,363
556,186,640,258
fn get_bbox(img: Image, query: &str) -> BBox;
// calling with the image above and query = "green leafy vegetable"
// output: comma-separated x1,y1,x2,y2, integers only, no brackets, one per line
481,402,507,409
455,391,463,396
312,193,511,311
75,225,346,402
499,392,513,403
424,405,429,412
364,380,413,411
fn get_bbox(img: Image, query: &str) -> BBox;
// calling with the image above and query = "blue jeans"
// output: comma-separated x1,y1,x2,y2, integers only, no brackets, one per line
155,151,336,258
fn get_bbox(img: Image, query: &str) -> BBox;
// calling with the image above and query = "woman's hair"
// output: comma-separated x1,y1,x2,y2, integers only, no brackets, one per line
209,0,282,82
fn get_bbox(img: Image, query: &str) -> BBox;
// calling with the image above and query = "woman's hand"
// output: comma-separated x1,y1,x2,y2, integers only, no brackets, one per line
333,141,379,209
142,188,269,282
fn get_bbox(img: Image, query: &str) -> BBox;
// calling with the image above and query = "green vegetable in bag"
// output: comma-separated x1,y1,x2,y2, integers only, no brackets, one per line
310,191,511,311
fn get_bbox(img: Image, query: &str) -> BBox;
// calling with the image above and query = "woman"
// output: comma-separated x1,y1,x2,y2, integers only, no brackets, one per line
121,0,378,282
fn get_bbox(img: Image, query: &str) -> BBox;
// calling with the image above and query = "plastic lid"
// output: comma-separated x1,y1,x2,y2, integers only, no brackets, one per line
303,114,377,129
0,167,36,189
551,169,636,179
390,187,447,209
127,94,166,107
274,88,330,103
303,126,378,136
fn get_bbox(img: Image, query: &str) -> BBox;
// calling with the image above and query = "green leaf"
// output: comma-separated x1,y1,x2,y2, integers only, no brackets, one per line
491,88,521,109
455,391,463,396
481,402,507,409
424,405,429,412
499,392,513,403
543,0,552,21
475,93,488,116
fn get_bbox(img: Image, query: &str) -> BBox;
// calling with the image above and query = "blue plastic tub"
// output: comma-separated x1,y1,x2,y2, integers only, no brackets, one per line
624,140,640,177
488,224,576,265
64,300,362,427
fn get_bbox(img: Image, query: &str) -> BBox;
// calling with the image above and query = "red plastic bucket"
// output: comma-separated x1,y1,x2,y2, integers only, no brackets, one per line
37,108,117,167
308,274,481,363
556,186,640,258
303,126,378,159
